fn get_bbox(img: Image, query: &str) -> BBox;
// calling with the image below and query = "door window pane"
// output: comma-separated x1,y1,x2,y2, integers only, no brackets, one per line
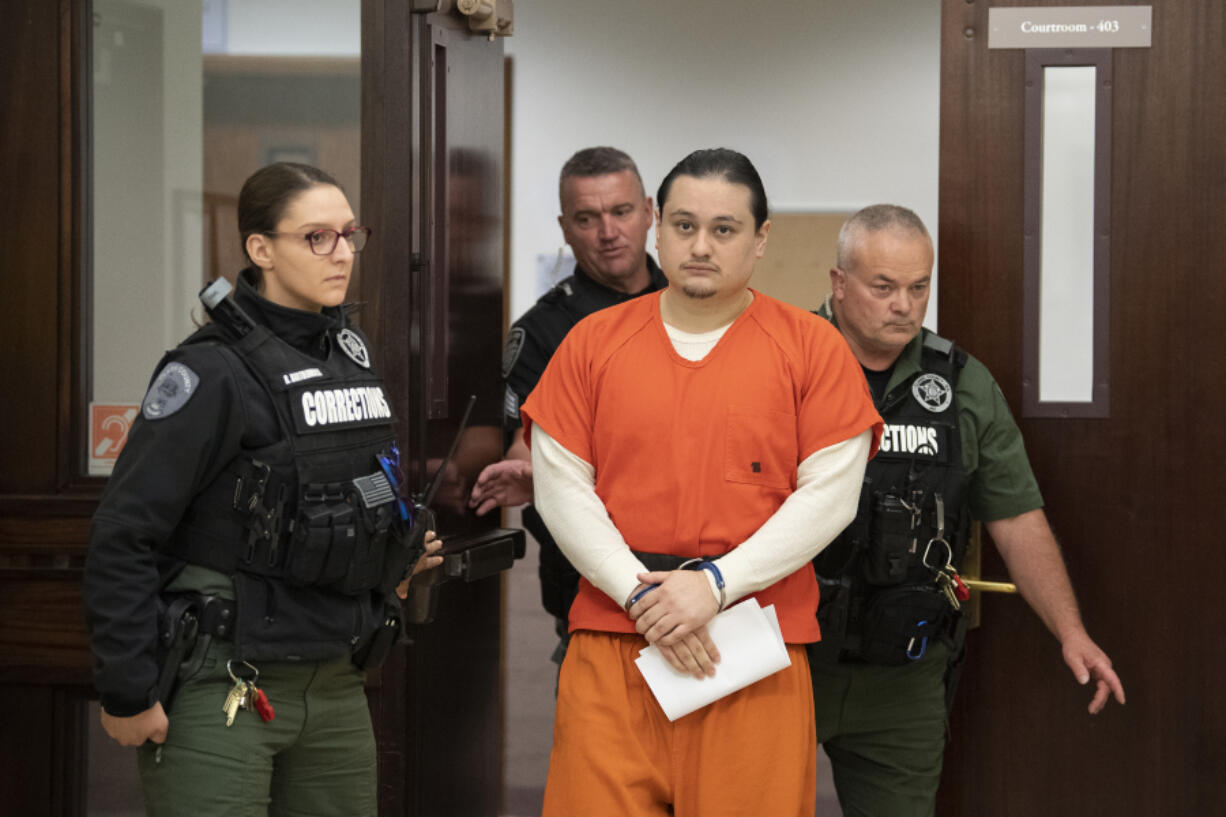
87,0,360,477
1038,65,1097,403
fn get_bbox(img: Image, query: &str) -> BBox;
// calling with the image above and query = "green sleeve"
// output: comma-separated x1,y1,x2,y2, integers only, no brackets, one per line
957,354,1044,522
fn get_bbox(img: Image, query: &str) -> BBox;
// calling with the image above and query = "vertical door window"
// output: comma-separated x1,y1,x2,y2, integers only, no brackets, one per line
1022,49,1112,418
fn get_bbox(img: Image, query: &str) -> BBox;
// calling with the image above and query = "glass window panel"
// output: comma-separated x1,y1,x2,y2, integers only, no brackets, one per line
86,0,360,478
1038,65,1097,403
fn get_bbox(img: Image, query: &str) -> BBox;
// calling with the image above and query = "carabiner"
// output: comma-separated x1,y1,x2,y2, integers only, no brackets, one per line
906,621,930,660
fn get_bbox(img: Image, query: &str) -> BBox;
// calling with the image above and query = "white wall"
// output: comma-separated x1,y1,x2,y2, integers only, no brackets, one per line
503,0,941,324
225,0,360,56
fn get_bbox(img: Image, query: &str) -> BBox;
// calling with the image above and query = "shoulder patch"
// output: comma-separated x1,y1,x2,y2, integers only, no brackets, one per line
142,362,200,420
502,326,526,378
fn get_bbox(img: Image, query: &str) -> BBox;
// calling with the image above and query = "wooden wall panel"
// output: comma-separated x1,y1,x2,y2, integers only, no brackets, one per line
0,6,93,814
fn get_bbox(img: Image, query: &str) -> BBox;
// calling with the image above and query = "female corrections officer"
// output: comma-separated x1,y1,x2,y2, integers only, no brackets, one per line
83,162,440,816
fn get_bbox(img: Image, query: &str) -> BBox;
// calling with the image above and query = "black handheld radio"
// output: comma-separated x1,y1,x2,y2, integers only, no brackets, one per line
199,277,258,335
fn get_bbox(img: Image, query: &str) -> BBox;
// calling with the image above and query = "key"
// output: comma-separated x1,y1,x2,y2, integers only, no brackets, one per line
223,681,245,727
223,658,262,725
935,567,961,611
239,680,254,711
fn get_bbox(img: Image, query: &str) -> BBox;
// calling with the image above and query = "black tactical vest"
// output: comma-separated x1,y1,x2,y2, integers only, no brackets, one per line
166,320,405,662
813,331,970,663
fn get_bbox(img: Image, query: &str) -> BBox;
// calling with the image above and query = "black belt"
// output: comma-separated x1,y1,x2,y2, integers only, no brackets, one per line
630,550,719,573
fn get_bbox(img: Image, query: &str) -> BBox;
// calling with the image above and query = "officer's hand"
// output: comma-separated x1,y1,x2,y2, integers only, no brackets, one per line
100,701,169,747
655,627,720,680
397,532,443,599
629,570,721,651
1061,631,1126,714
468,459,534,515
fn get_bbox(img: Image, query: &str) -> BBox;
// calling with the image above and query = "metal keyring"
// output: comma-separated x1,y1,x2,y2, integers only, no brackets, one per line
226,659,259,685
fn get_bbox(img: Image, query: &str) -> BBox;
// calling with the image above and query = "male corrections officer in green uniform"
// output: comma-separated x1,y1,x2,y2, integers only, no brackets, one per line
809,204,1126,816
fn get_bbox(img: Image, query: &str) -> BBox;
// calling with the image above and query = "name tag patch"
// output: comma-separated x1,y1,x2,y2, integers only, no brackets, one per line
294,384,392,433
282,367,324,385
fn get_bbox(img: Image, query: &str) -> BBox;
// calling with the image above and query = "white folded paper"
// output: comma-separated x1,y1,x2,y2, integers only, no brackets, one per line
634,598,791,721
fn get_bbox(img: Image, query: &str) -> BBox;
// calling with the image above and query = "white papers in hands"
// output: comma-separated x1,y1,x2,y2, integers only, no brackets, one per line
634,598,791,722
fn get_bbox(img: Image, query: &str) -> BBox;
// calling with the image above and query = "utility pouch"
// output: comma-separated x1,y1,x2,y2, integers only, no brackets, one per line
816,575,853,638
289,484,356,588
862,493,922,586
352,602,402,670
346,471,397,593
288,469,396,594
857,584,951,666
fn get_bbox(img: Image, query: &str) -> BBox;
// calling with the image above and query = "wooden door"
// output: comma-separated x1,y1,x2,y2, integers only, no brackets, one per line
361,5,508,815
937,1,1225,813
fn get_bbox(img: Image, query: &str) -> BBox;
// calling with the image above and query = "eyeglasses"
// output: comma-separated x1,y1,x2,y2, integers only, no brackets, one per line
266,226,372,255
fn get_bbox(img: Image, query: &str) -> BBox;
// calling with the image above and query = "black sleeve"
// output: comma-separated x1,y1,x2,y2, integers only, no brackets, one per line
83,344,251,716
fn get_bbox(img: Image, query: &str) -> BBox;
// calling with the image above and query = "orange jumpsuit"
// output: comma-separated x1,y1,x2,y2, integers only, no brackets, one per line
522,291,880,817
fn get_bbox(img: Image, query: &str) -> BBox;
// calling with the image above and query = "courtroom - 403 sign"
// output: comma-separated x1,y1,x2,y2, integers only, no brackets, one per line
988,6,1152,49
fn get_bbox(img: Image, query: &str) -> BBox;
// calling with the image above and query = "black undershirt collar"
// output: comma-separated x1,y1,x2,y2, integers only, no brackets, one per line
234,268,345,360
862,364,895,404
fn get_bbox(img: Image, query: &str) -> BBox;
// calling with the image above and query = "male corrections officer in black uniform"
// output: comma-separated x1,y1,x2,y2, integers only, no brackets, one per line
808,204,1125,816
468,146,666,655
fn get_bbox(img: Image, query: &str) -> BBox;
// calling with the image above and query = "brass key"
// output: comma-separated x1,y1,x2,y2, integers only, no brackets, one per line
223,681,246,727
936,566,962,611
223,659,261,726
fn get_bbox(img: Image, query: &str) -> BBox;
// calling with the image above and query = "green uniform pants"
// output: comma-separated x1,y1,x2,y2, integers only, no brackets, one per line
808,642,949,817
137,640,376,817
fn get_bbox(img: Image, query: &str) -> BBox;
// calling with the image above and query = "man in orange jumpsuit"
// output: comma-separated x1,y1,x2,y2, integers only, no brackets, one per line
521,148,883,817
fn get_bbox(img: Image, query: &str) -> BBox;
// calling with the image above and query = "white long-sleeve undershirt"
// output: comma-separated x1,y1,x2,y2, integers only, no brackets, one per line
531,425,872,610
